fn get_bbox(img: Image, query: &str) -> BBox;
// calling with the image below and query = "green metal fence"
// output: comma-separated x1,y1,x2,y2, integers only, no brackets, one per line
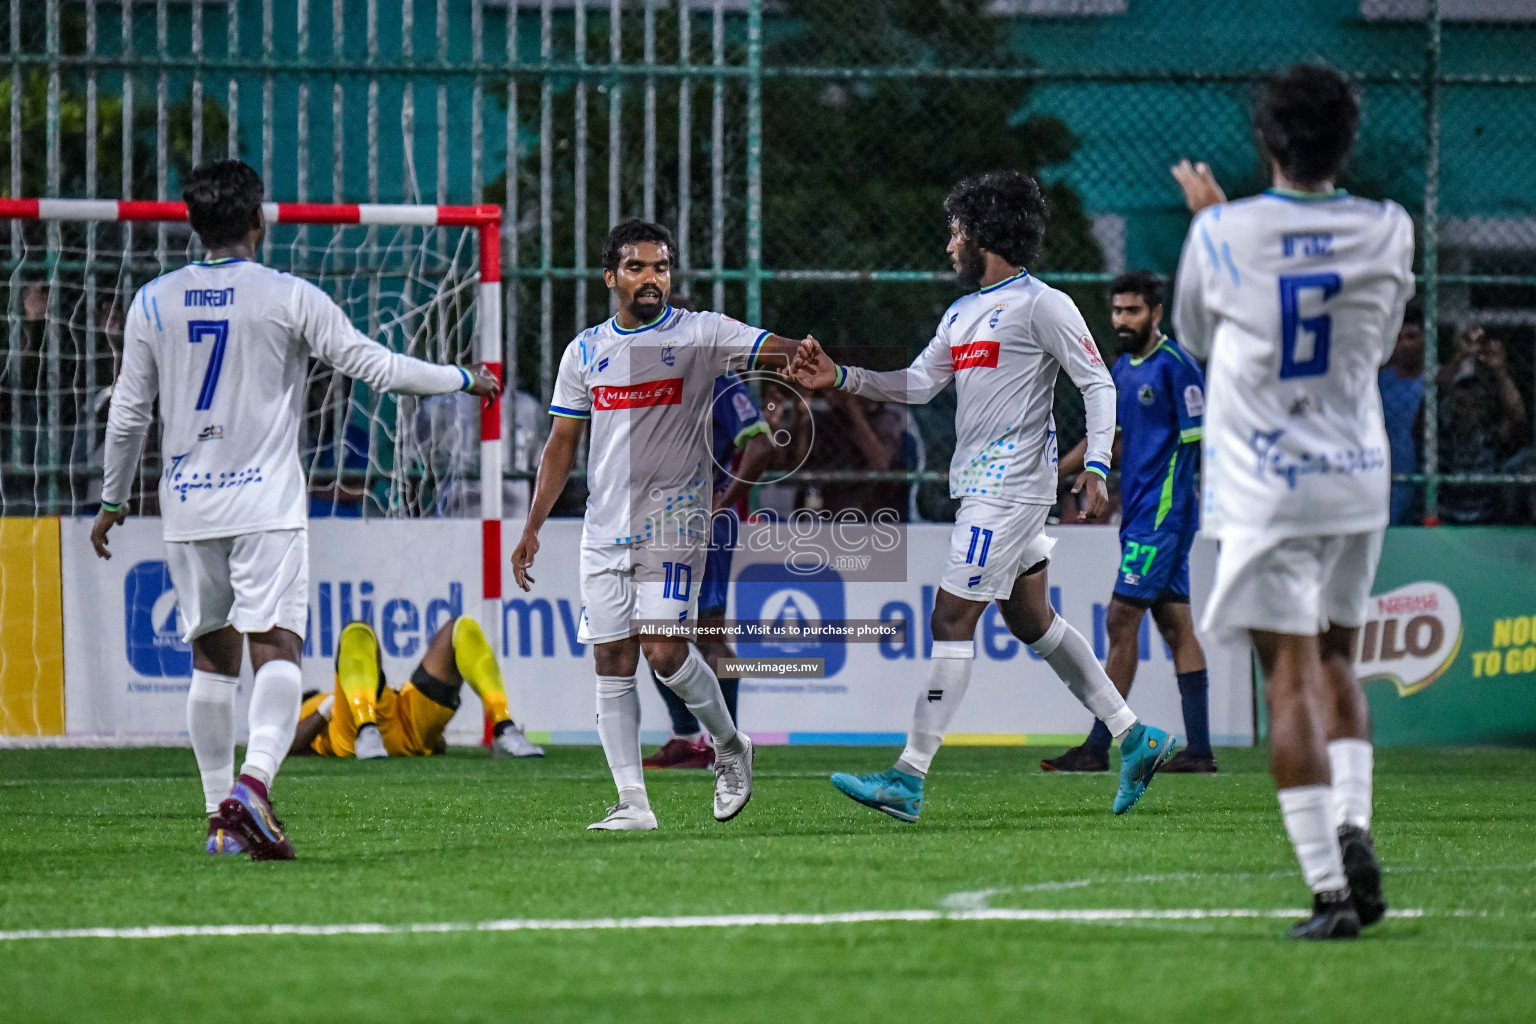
4,0,1536,522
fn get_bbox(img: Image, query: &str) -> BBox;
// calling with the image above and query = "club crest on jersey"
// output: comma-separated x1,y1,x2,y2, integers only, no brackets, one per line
951,340,1000,371
592,377,685,410
1081,336,1103,367
988,304,1007,328
1138,384,1156,406
660,344,676,367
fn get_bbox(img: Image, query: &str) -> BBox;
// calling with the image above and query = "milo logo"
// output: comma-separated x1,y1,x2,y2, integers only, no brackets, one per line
1356,581,1463,697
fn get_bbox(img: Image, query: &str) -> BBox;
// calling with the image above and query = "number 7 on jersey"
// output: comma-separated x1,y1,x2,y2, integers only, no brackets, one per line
188,320,231,411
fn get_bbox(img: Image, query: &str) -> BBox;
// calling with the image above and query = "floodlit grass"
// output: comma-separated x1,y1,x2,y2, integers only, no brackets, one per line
3,744,1534,1022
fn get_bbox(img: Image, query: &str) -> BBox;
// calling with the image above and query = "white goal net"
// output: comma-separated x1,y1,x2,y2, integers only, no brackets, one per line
0,199,507,741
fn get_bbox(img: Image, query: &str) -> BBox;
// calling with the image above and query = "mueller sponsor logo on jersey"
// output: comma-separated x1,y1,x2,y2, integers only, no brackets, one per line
591,377,686,410
951,341,1001,371
184,287,235,307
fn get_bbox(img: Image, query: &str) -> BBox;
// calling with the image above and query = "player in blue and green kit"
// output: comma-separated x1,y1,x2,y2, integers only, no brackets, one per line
1042,271,1217,774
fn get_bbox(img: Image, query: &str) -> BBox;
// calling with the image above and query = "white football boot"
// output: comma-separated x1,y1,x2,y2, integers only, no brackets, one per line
491,722,545,758
354,723,389,760
587,802,659,831
712,734,754,822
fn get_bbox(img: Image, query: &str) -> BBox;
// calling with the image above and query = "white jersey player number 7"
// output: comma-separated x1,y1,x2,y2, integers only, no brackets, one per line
100,258,473,541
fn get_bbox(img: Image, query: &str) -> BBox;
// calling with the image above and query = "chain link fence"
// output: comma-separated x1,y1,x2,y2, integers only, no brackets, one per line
4,0,1534,523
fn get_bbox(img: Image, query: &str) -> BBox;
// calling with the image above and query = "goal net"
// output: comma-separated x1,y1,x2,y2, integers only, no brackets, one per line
0,199,506,739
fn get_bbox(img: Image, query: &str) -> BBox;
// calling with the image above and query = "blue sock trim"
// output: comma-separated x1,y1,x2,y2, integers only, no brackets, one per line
1085,718,1113,755
1176,668,1212,756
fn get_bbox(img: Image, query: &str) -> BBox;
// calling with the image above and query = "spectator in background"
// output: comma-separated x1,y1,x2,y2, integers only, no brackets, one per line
1377,303,1424,525
415,386,545,520
5,283,122,514
1436,325,1527,524
303,370,370,518
753,377,810,520
807,389,910,520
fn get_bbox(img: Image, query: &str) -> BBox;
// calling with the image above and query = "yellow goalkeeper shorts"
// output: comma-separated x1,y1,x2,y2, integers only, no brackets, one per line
303,680,457,758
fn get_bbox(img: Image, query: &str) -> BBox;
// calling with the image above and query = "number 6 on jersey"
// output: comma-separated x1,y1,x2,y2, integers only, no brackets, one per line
1278,273,1340,380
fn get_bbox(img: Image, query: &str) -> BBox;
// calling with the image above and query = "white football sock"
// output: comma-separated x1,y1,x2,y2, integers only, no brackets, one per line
1278,785,1347,893
187,669,237,814
596,674,647,804
895,640,974,778
239,660,302,789
1328,738,1374,830
1030,615,1137,738
656,648,743,757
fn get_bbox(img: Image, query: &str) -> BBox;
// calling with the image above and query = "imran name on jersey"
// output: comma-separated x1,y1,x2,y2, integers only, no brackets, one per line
592,377,686,410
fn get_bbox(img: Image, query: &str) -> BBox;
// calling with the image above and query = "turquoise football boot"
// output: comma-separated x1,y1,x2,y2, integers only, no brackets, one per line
1113,723,1177,815
830,767,924,822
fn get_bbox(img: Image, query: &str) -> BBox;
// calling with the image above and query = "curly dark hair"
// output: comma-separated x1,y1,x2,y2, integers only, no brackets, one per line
183,159,264,248
1109,270,1164,311
1253,65,1359,186
601,218,676,273
941,171,1048,269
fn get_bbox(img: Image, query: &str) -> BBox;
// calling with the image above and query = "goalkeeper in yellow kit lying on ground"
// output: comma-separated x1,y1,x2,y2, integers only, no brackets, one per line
290,616,544,759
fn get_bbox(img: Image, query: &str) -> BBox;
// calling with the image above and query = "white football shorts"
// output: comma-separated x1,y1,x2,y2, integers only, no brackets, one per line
939,497,1056,602
1201,529,1384,641
578,535,705,645
164,528,309,641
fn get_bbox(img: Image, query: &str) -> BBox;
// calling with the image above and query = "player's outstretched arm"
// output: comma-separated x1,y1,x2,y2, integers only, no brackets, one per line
512,415,584,592
787,334,953,406
298,280,499,399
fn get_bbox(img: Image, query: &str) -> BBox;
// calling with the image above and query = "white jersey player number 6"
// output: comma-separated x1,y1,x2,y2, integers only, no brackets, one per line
1278,272,1341,379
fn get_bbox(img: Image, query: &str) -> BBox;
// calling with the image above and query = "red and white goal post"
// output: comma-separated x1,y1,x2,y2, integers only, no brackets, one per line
0,198,509,693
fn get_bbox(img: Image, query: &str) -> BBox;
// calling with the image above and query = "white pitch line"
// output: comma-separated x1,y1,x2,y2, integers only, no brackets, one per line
0,907,1426,943
942,861,1536,910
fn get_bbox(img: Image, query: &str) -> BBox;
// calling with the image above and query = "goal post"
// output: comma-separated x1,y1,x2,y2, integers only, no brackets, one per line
0,198,507,738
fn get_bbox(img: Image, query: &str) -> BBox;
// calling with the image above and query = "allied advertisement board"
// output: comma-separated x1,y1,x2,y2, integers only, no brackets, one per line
54,517,1253,748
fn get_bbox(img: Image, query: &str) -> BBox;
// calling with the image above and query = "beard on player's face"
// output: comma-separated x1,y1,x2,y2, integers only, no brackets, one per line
627,282,668,321
954,238,988,292
1115,318,1153,352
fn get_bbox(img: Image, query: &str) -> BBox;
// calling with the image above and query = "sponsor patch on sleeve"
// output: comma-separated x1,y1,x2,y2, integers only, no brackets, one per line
1081,336,1103,367
1183,384,1205,417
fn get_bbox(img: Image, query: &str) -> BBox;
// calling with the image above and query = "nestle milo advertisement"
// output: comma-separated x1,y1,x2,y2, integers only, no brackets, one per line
1363,528,1536,746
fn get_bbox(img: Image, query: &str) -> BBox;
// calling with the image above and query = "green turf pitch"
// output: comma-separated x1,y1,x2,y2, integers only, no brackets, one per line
3,745,1535,1022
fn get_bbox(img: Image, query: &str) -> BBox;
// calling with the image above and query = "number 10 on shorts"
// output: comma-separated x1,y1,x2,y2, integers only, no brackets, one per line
662,561,692,601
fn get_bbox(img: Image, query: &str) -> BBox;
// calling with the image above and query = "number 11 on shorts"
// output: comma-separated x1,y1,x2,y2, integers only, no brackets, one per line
966,527,993,567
